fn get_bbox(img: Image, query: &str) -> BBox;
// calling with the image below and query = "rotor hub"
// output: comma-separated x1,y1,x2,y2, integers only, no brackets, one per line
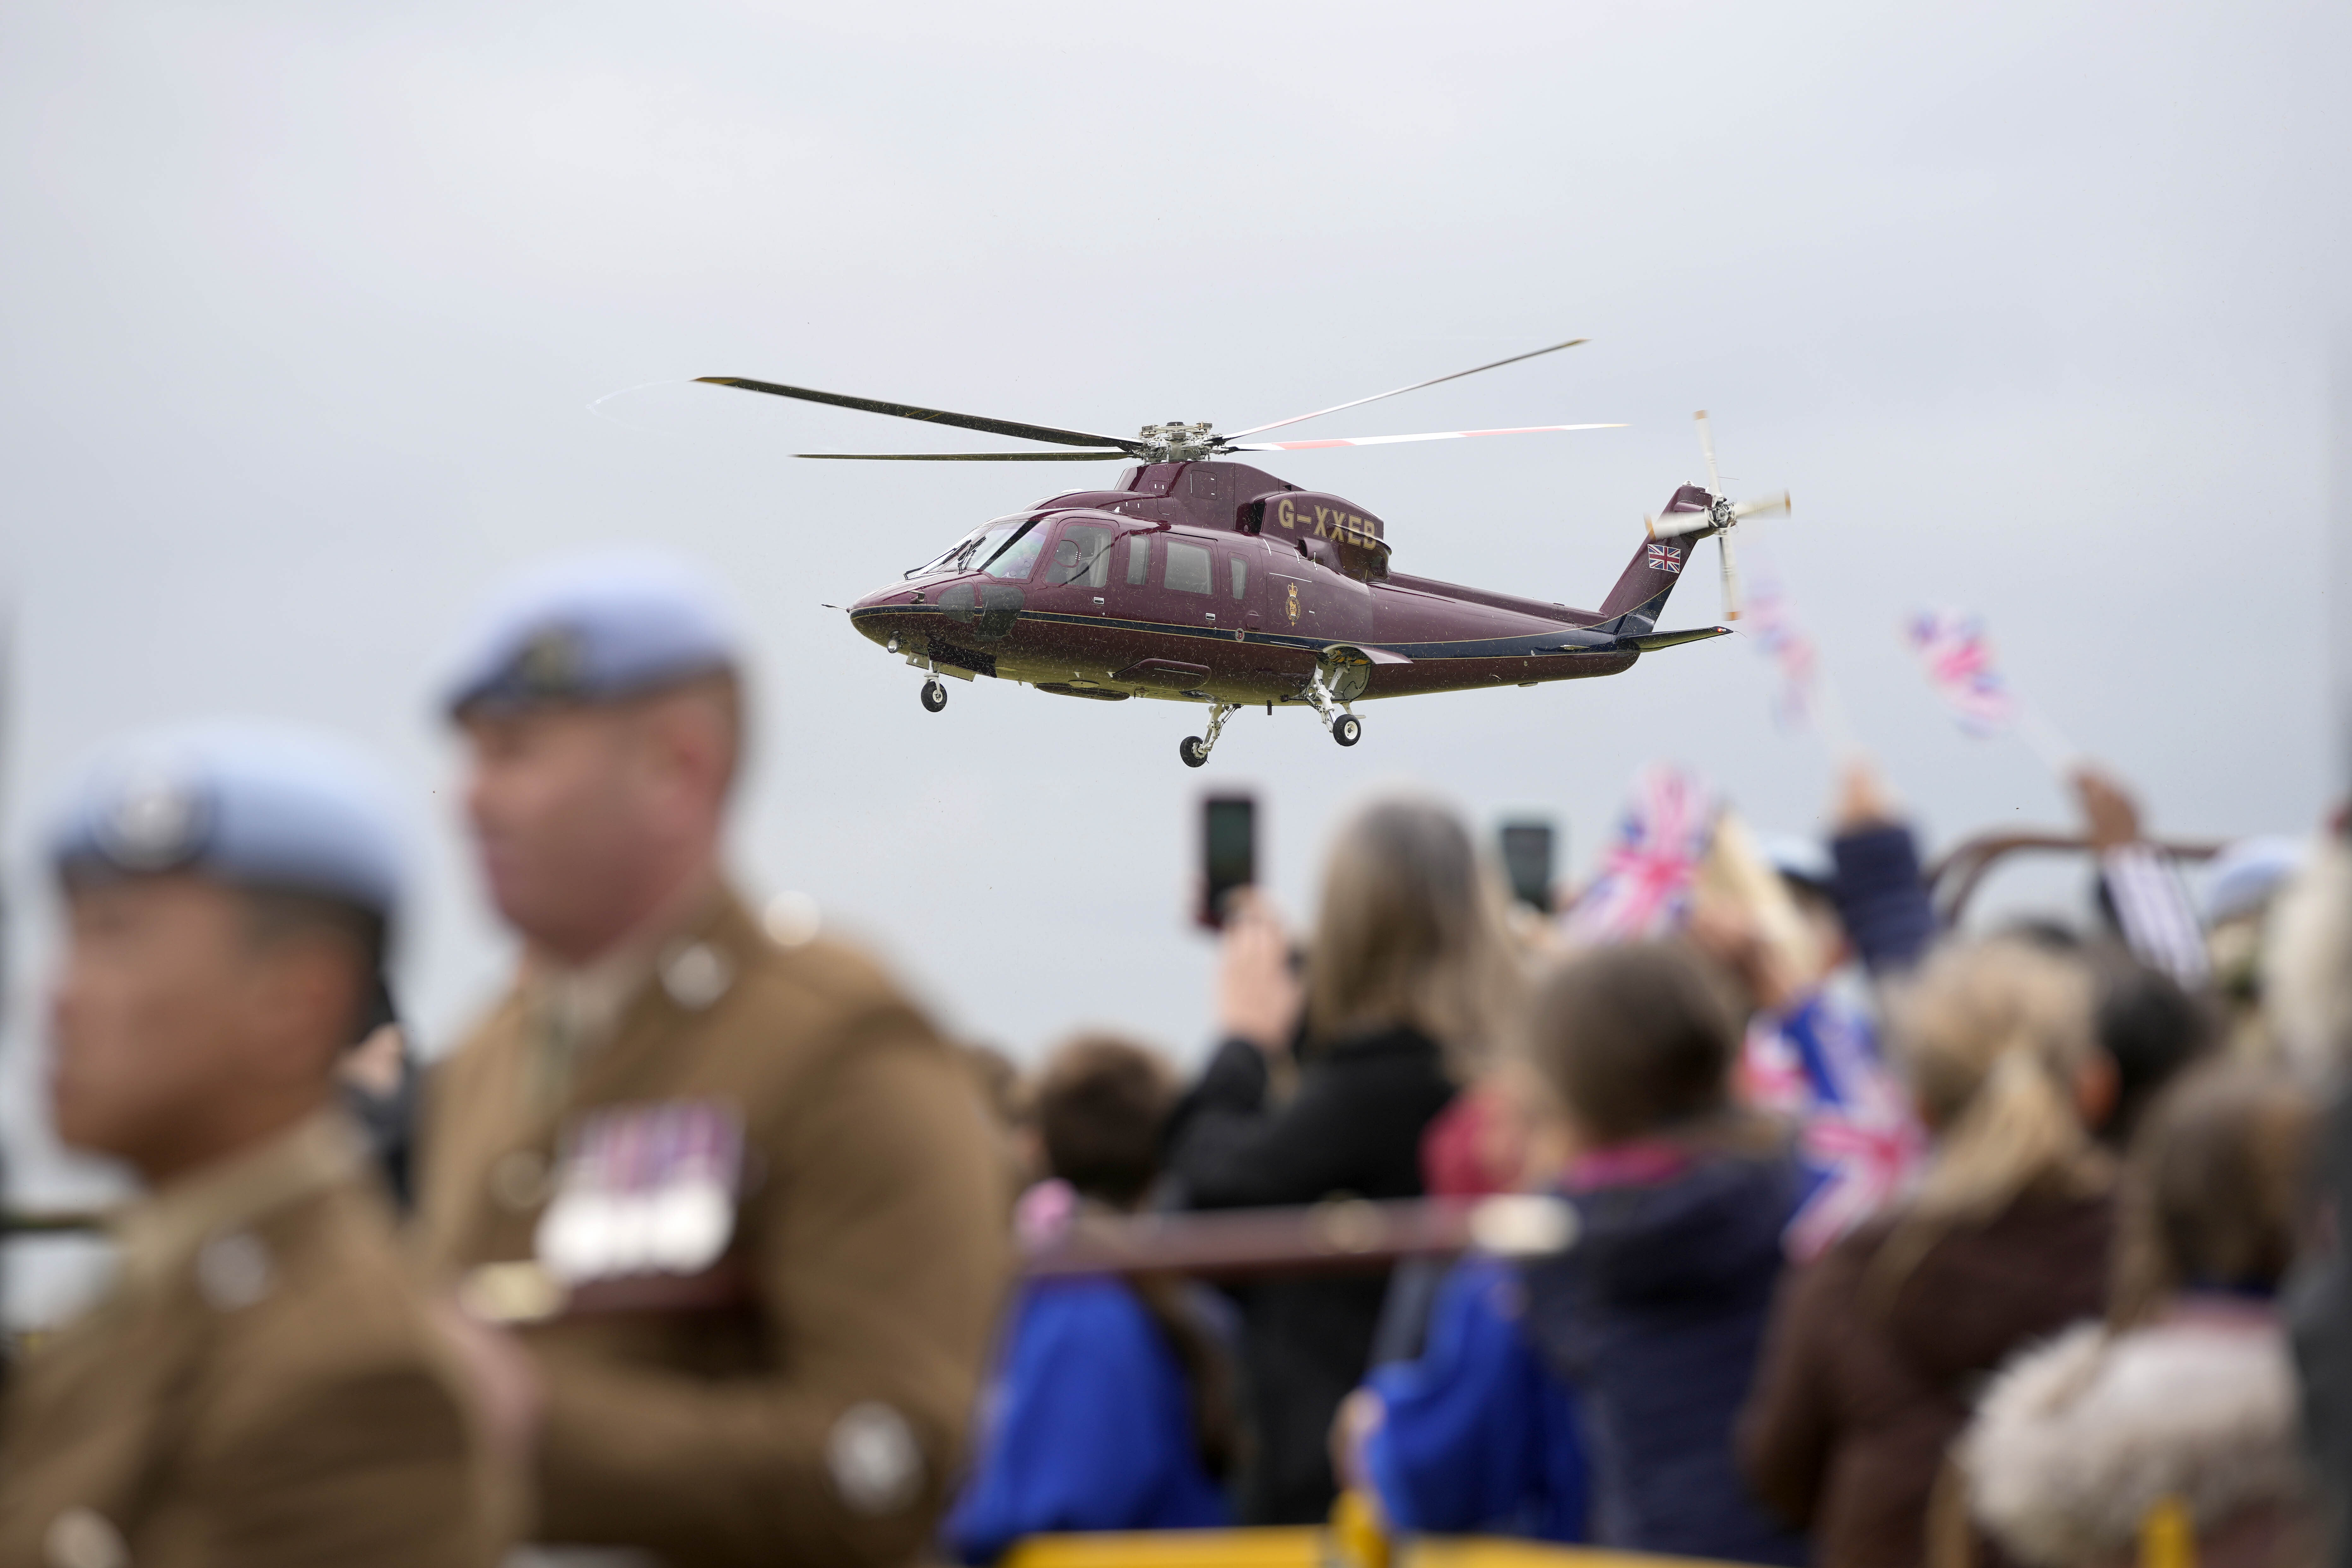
1136,421,1221,462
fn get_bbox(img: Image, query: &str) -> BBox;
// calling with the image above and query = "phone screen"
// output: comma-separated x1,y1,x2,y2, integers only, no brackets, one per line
1500,820,1556,913
1201,795,1256,929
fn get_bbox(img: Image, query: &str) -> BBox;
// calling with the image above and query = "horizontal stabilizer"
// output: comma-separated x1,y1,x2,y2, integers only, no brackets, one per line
1626,626,1732,653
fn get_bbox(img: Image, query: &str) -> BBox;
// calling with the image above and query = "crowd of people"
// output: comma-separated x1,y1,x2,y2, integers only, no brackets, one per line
2,543,2348,1568
940,691,2352,1566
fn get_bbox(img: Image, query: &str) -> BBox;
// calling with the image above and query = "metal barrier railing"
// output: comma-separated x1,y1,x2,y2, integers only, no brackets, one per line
1924,831,2223,926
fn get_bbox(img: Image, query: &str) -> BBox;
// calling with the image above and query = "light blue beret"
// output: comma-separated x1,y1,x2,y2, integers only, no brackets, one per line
1756,831,1836,893
444,549,741,716
2201,835,2304,926
48,720,406,920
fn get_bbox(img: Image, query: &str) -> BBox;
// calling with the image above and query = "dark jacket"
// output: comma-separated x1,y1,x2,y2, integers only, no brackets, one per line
1519,1140,1808,1566
1737,1189,2114,1568
1830,822,1938,977
1164,1026,1457,1524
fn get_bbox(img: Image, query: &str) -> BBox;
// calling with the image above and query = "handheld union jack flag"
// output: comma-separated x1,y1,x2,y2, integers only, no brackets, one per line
1742,996,1925,1259
1562,764,1716,944
1906,610,2015,737
1743,579,1821,731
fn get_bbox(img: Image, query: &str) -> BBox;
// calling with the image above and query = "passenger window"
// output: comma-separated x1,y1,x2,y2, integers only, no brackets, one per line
1125,536,1151,586
1229,555,1248,602
1045,524,1113,588
1164,540,1213,596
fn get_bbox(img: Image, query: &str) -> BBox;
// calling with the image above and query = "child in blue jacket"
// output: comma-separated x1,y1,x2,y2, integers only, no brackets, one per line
945,1038,1234,1563
1517,942,1809,1567
1342,1252,1587,1540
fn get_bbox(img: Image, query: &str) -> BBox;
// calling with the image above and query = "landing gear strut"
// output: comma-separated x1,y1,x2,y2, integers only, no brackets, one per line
1179,702,1235,769
1303,666,1362,749
920,679,948,713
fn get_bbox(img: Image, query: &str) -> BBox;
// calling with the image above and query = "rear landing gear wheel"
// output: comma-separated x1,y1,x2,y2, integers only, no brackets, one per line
920,680,948,713
1332,714,1362,747
1179,736,1209,768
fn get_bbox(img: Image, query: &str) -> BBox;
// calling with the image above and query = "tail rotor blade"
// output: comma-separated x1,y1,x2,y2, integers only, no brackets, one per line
1718,530,1743,621
1695,410,1722,497
1733,490,1791,519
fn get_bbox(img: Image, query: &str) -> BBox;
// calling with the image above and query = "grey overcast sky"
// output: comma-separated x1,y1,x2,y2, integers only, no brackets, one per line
2,2,2347,1230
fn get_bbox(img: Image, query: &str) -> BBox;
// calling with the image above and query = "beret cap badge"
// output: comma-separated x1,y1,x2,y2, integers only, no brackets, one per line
91,767,211,872
516,628,585,697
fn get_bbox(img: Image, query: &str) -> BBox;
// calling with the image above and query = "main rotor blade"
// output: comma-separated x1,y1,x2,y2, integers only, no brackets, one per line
1224,337,1590,440
1228,421,1623,452
794,450,1133,461
698,377,1146,454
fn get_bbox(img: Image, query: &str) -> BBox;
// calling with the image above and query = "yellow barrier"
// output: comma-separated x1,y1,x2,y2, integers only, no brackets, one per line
1001,1528,1747,1568
1001,1528,1325,1568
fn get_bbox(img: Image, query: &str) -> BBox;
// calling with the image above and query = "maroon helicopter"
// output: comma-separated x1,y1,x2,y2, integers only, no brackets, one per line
699,339,1788,766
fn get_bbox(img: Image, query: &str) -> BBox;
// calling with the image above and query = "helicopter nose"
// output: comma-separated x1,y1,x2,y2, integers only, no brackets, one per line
849,581,929,649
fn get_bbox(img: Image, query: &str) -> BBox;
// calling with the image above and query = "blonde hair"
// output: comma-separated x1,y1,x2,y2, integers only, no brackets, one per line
1306,796,1523,1075
2108,1062,2318,1329
1872,940,2106,1301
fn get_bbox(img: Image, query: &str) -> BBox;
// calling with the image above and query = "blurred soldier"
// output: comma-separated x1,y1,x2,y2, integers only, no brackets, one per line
0,723,509,1567
413,551,1008,1565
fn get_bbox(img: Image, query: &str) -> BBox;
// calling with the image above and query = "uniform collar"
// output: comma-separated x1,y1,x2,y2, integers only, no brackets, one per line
109,1110,362,1300
521,878,727,1064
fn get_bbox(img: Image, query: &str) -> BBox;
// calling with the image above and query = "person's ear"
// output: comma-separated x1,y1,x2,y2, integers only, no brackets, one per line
245,938,359,1083
2074,1051,2120,1132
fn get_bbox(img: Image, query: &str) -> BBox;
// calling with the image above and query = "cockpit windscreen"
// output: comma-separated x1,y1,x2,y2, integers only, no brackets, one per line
903,514,1046,581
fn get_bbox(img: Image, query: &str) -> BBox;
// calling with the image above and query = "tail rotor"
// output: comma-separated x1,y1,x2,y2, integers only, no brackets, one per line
1643,411,1788,622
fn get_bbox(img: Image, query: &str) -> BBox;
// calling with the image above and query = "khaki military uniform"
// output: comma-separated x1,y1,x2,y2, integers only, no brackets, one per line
0,1114,508,1568
413,888,1010,1566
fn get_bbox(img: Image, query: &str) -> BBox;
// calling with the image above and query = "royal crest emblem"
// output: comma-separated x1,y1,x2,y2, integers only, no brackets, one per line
1284,583,1300,625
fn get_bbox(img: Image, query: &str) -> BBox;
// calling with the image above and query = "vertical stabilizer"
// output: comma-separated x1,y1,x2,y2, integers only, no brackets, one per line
1598,485,1714,636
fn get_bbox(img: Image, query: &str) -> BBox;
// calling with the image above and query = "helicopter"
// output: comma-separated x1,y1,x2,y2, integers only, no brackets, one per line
697,339,1789,767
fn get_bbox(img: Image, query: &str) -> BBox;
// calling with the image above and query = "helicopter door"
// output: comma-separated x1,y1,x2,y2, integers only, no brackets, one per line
1224,549,1258,633
1042,520,1115,612
1161,539,1221,630
1272,558,1373,644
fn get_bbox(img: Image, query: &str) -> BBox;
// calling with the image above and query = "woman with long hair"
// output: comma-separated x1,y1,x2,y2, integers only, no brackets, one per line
1738,938,2116,1568
1958,1064,2319,1568
1164,794,1523,1524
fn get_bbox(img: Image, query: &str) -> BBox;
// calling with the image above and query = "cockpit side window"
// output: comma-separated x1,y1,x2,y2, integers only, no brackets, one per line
1043,523,1114,588
904,514,1044,581
978,519,1046,581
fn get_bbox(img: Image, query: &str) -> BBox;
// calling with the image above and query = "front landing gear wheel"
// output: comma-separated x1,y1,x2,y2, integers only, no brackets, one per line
1179,736,1209,768
1332,714,1362,747
920,680,948,713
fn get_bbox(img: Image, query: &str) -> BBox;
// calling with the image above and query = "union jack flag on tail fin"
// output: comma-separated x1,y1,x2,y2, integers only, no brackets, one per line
1598,485,1715,636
